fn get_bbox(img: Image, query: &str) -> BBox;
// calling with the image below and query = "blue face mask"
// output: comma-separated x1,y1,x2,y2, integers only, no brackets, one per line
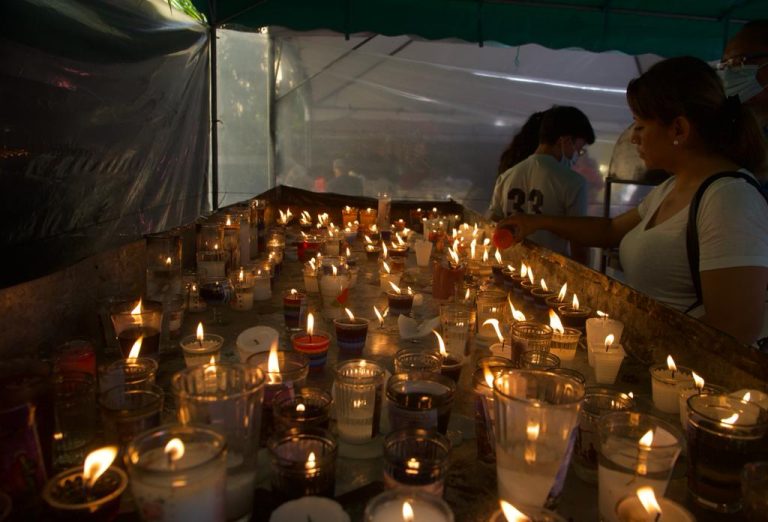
718,64,767,102
560,143,579,168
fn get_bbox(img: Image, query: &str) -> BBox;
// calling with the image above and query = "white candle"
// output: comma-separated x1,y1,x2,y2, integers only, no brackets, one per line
269,496,350,522
367,497,451,522
235,326,279,363
231,286,254,311
304,268,319,293
650,357,693,414
128,442,226,522
586,316,624,367
252,273,271,301
593,340,626,385
616,494,694,522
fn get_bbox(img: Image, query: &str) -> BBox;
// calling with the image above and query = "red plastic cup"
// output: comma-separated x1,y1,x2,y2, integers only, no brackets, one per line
492,228,514,249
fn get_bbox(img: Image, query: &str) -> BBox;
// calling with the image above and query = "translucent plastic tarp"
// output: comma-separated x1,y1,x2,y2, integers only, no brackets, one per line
271,29,661,217
216,29,272,208
0,0,209,288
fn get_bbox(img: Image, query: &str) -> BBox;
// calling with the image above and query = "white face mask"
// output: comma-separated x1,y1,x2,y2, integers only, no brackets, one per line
718,64,767,102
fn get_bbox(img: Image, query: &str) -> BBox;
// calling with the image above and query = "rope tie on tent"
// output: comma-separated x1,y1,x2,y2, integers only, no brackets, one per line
476,0,484,48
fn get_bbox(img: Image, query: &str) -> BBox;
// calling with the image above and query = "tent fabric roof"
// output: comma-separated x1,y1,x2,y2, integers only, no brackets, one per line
193,0,768,60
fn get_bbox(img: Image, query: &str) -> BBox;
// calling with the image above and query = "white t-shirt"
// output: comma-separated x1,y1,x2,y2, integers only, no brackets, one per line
619,174,768,317
488,154,587,256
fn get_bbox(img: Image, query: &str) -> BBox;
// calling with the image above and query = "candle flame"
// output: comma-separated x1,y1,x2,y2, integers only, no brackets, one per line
520,263,528,278
164,438,185,462
374,305,384,325
364,234,373,244
226,215,232,226
346,247,352,257
296,403,306,413
744,391,752,402
495,249,503,264
526,421,540,441
629,391,634,399
548,310,565,334
722,413,739,425
83,446,118,488
558,283,568,301
483,364,495,388
482,249,489,263
332,265,338,276
483,318,505,343
666,355,677,372
196,322,205,342
605,334,615,350
433,330,447,356
290,288,297,296
389,281,402,294
127,337,143,361
345,308,355,320
639,429,654,448
572,294,580,310
382,243,388,258
465,288,471,301
470,238,477,259
513,309,527,322
541,279,548,292
402,501,414,522
500,500,531,522
405,458,420,475
382,261,391,274
165,256,172,266
527,266,535,284
305,451,316,472
636,487,662,517
307,313,315,335
239,267,245,282
597,310,609,319
448,248,460,265
214,243,219,250
692,371,705,390
268,341,280,374
131,298,143,315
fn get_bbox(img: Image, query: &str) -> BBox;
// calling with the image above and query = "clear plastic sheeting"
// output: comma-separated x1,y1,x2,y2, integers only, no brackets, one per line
272,29,661,215
216,29,272,208
0,0,209,288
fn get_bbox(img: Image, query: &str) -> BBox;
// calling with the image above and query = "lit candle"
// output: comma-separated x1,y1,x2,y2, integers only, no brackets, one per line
434,330,463,382
283,289,308,332
586,311,625,366
591,334,626,385
333,308,370,355
616,486,694,522
99,337,159,393
650,356,694,413
180,322,224,368
364,491,453,522
374,306,385,329
547,309,581,364
291,313,331,371
251,269,271,301
386,282,415,317
231,268,255,311
126,427,227,521
42,446,127,520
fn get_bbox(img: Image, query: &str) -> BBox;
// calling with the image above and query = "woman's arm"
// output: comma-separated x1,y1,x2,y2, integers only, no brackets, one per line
497,208,641,249
699,266,768,345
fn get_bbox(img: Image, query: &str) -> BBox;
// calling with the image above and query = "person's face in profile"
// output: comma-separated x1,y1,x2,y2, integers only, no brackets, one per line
630,116,675,171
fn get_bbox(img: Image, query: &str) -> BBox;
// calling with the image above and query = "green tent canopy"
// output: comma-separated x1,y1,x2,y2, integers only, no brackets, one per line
192,0,768,60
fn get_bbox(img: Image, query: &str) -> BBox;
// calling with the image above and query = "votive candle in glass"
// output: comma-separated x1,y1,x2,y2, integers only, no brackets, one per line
473,364,512,464
616,491,694,522
292,330,331,371
54,340,97,378
510,322,553,367
394,349,442,374
334,359,386,445
273,387,333,431
125,425,227,522
283,289,308,331
383,428,451,496
557,302,592,331
386,288,414,317
268,427,338,502
98,357,158,393
110,299,163,357
520,350,561,370
686,394,768,513
179,328,224,368
650,357,694,413
99,384,164,451
364,488,454,522
387,372,456,435
334,316,370,356
549,327,581,365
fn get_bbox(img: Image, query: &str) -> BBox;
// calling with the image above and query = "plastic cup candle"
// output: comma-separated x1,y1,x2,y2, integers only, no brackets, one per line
303,260,320,293
650,356,694,413
686,394,768,512
283,289,308,331
42,445,127,520
186,281,207,313
298,235,324,262
383,429,451,496
387,282,415,317
485,318,512,359
586,311,625,365
476,290,507,343
434,330,464,382
432,249,466,300
364,489,454,522
548,309,581,364
509,321,553,367
292,313,331,371
593,334,626,385
99,337,159,393
319,264,350,320
616,486,694,522
597,413,683,522
273,387,333,431
180,323,224,368
125,426,227,522
235,325,278,363
488,500,567,522
334,308,370,355
269,428,338,502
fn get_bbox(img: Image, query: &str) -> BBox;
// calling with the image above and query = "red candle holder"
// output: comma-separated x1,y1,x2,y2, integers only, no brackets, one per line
291,331,331,371
432,260,466,300
297,236,324,263
54,340,97,377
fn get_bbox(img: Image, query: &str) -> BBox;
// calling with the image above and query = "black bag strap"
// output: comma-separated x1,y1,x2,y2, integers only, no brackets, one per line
685,171,768,313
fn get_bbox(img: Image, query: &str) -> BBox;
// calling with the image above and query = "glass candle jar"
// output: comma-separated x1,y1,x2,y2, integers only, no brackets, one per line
387,372,456,435
268,427,338,502
273,387,333,431
283,290,308,331
126,425,228,521
179,333,224,368
109,299,163,357
333,317,370,356
99,358,159,393
520,350,561,370
510,322,553,367
473,364,512,464
549,327,581,364
42,464,128,521
334,359,386,445
99,384,164,452
383,428,451,496
394,349,442,374
364,488,454,522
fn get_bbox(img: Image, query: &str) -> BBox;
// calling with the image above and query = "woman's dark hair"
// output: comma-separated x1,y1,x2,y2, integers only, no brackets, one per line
538,106,596,146
497,111,546,175
626,56,766,173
